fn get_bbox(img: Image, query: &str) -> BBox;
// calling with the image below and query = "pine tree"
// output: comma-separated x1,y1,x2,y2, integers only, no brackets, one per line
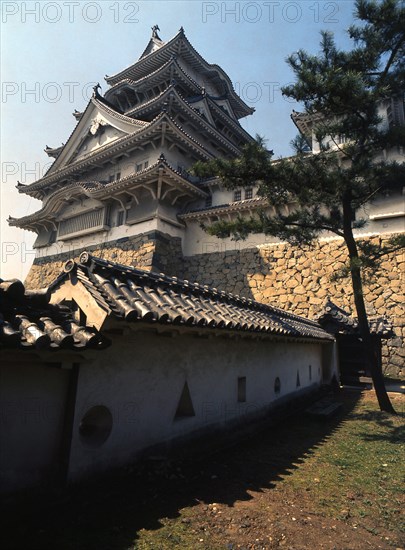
193,0,405,413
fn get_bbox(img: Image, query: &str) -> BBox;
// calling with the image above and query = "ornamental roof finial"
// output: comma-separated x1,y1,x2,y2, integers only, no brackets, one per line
92,83,101,97
151,24,161,39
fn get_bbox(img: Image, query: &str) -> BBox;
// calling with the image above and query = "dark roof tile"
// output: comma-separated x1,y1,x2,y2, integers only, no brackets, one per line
0,278,109,351
316,299,394,338
56,252,332,341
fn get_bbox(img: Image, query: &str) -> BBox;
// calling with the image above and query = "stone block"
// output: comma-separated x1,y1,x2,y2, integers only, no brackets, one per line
284,279,298,289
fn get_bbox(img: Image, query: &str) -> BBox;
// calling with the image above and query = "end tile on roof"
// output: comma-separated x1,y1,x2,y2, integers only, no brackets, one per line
0,277,109,351
316,298,394,338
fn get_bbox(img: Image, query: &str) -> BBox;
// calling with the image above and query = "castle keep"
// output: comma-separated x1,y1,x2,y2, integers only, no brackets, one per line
9,26,254,274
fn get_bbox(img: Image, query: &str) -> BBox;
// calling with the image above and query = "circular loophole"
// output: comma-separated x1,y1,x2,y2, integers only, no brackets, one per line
79,405,113,448
274,377,281,394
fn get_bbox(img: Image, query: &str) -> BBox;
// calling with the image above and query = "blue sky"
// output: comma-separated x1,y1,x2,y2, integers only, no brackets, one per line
1,0,357,279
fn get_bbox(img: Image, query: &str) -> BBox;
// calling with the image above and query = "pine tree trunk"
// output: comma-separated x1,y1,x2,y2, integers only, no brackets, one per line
343,198,396,414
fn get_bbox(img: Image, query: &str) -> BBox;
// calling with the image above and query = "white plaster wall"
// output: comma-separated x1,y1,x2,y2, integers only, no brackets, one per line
211,187,236,206
67,332,324,481
353,189,405,237
36,217,185,259
354,215,405,237
182,220,279,256
62,148,160,184
0,361,69,493
206,184,259,206
366,189,405,217
182,199,404,257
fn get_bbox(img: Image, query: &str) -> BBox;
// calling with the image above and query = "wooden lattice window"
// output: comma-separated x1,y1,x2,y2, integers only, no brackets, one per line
58,208,109,239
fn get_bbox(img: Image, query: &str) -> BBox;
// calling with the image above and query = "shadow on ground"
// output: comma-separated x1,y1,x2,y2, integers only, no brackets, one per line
0,390,363,550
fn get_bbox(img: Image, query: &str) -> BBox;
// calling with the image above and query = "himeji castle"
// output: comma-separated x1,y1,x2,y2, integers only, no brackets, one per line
7,26,404,379
9,26,257,273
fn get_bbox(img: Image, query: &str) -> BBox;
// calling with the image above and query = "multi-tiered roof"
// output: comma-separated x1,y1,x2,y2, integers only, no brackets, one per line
9,27,255,248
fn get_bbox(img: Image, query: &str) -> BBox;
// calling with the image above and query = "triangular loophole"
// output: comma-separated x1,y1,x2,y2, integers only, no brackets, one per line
174,381,195,419
296,370,301,387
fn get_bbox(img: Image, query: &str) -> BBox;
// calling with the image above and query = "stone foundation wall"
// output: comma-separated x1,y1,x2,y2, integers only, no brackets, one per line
25,231,183,289
179,235,404,378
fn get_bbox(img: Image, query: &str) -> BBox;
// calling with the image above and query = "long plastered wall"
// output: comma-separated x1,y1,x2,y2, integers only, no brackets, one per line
67,332,325,481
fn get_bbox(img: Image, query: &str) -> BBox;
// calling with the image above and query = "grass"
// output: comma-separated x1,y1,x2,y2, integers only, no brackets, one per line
1,389,404,549
279,391,404,531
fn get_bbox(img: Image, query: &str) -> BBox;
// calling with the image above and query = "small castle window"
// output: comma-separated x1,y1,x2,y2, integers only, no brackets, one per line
238,377,247,402
205,195,212,208
109,172,120,182
117,210,126,226
387,96,405,128
79,406,113,448
174,381,196,419
274,377,281,394
245,188,253,200
234,190,241,202
136,161,148,172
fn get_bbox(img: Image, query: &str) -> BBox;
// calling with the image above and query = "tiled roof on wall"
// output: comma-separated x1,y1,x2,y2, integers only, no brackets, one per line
0,279,109,351
316,299,394,338
59,252,333,341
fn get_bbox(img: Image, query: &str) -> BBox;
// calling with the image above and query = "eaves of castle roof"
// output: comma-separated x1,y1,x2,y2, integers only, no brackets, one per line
105,28,254,119
125,86,250,153
179,197,268,220
105,56,202,101
9,156,207,231
17,112,216,200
